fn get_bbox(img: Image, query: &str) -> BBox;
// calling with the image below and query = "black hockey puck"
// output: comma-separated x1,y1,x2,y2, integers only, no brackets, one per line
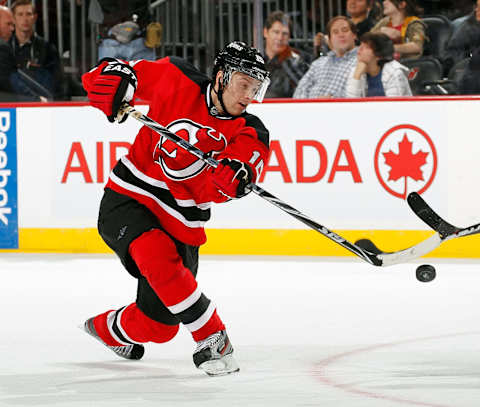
416,264,436,282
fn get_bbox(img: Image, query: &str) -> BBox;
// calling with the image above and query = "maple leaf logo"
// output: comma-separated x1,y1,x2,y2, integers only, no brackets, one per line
374,124,437,199
383,134,429,199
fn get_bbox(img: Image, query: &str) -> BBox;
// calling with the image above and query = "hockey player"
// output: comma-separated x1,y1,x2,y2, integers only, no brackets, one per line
81,41,271,376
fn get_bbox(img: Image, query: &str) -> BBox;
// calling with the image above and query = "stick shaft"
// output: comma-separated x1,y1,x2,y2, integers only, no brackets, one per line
120,104,381,265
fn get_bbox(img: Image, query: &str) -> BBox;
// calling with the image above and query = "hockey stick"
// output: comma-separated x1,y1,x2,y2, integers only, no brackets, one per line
118,104,442,267
355,192,480,257
407,192,480,240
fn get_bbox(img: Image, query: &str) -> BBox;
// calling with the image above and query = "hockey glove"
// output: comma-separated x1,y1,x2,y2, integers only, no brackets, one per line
86,60,138,123
211,158,253,199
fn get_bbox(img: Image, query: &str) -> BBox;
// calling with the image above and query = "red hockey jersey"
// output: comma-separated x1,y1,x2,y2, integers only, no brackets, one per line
83,57,270,246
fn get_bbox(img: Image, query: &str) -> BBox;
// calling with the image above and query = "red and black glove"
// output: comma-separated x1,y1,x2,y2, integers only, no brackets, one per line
84,59,138,123
211,158,254,199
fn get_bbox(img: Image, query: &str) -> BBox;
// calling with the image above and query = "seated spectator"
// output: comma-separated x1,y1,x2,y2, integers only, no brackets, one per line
8,0,63,100
0,5,13,42
313,0,379,58
347,0,377,37
346,32,412,96
449,0,476,21
90,0,159,61
370,0,385,22
294,16,358,98
445,0,480,69
0,6,17,100
458,45,480,94
371,0,426,59
421,0,472,21
0,5,43,102
263,11,311,98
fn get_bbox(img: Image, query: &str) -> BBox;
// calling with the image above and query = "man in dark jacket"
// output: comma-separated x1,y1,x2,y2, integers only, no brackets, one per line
347,0,376,37
9,0,63,100
445,0,480,69
459,45,480,94
263,11,310,98
0,4,47,102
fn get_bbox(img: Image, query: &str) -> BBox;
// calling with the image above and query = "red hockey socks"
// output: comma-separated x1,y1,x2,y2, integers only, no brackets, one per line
129,229,225,341
91,304,179,346
92,309,124,346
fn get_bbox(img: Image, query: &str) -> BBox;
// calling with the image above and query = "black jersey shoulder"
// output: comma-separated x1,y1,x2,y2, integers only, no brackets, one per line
241,112,270,149
168,56,210,91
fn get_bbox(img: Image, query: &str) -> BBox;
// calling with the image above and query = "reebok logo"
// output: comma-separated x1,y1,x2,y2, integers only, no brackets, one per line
0,112,12,226
0,108,18,249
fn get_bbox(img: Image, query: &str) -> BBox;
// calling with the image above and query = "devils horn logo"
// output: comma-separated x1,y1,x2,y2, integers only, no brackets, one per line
408,67,419,81
153,119,226,180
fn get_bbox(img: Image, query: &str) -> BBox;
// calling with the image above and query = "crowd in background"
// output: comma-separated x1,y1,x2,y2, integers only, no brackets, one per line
267,0,480,97
0,0,480,102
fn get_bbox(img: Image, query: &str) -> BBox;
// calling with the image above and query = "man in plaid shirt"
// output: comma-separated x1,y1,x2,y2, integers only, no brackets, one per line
294,16,358,98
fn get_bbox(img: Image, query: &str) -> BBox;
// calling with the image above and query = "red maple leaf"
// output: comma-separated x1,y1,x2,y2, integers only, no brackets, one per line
383,134,429,199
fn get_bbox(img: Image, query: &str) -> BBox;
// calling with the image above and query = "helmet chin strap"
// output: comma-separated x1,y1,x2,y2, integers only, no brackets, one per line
211,73,239,117
212,82,234,117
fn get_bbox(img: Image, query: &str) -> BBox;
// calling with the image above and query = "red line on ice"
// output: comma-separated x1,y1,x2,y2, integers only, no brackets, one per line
312,331,480,407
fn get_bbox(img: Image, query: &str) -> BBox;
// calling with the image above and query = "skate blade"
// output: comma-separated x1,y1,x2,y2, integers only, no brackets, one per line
198,354,240,376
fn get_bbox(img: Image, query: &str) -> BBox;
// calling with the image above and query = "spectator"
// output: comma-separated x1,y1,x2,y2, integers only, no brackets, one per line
458,45,480,94
445,0,480,68
420,0,472,21
371,0,426,59
346,32,412,96
449,0,476,22
9,0,63,100
0,5,13,42
313,0,379,58
263,11,311,98
0,5,49,102
0,6,17,100
370,0,385,22
91,0,159,61
347,0,377,37
294,16,358,98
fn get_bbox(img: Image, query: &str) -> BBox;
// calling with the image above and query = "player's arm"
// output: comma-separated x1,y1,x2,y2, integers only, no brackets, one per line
81,57,173,122
210,115,269,201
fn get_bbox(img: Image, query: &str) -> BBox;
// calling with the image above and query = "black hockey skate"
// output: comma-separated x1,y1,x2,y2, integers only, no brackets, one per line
83,317,144,360
193,330,239,376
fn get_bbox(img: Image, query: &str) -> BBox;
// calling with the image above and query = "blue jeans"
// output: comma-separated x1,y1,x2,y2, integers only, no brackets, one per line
98,38,156,61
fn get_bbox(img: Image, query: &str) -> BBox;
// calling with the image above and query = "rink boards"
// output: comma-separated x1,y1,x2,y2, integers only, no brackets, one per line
0,97,479,257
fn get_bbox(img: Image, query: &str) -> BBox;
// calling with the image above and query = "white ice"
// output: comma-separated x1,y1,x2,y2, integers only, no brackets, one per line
0,253,479,407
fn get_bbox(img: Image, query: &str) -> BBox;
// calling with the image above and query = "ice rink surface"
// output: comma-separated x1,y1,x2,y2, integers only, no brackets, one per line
0,253,479,407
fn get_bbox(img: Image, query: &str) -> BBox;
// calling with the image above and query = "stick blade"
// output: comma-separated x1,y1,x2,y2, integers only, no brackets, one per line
355,239,389,255
407,192,457,237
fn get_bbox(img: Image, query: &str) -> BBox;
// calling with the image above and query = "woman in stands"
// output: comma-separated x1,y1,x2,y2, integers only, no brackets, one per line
371,0,426,59
346,32,412,96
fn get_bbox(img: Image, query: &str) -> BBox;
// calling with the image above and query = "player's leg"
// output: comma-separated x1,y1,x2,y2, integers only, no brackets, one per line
85,188,237,374
98,189,225,342
83,302,179,360
129,228,239,375
83,189,179,359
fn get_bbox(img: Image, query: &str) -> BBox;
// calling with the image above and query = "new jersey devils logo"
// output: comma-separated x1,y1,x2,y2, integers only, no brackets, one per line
153,119,227,180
